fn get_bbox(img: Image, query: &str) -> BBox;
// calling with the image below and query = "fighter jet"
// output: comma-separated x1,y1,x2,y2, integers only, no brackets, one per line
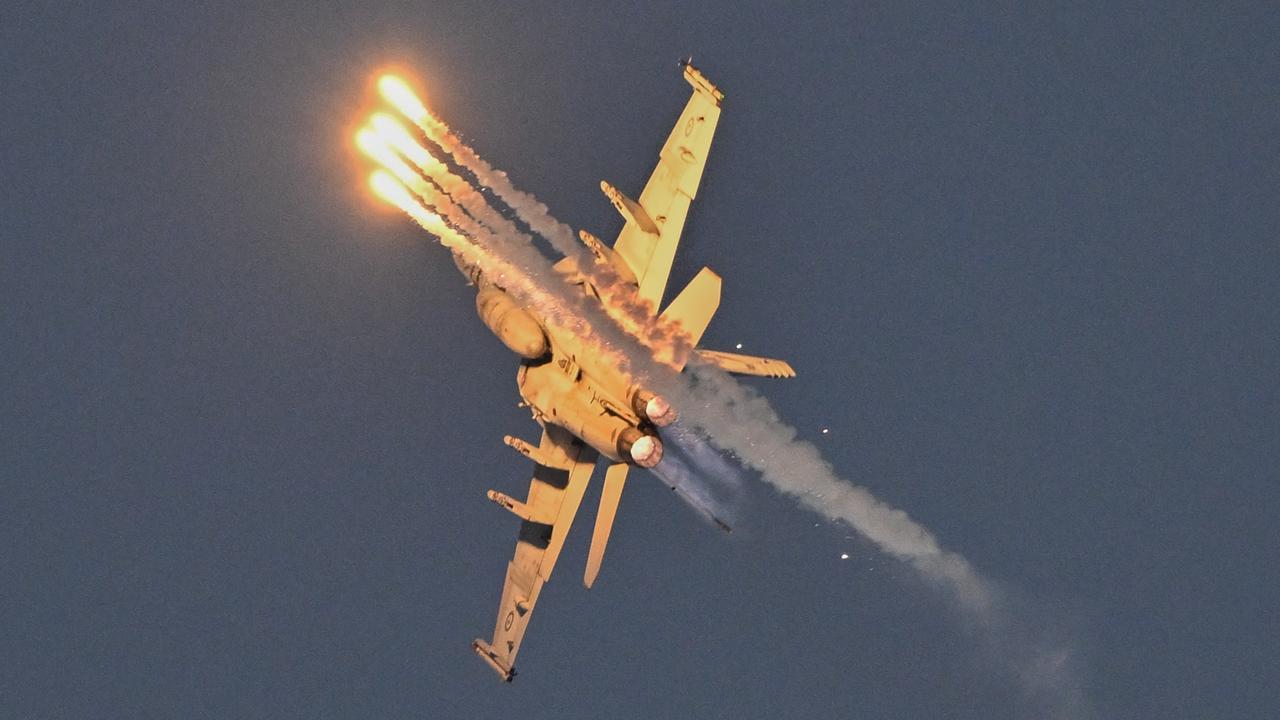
466,62,795,681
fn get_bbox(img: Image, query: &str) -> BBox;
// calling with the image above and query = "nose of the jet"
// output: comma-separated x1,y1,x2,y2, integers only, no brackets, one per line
629,435,664,468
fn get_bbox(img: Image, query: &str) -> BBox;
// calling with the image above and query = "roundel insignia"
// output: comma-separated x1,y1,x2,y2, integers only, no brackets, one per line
684,117,696,137
504,611,515,630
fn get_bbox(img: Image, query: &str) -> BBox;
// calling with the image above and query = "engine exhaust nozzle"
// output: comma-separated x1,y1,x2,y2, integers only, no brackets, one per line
631,388,678,427
618,427,664,468
629,435,664,468
644,395,677,427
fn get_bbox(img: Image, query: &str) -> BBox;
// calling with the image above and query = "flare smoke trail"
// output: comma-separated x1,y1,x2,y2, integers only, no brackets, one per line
378,76,583,261
369,114,689,367
663,365,997,610
376,78,698,367
368,113,530,248
362,115,633,359
361,74,1088,719
650,365,1090,719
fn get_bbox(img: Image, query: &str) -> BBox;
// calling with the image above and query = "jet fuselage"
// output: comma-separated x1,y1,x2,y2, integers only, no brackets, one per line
453,251,668,467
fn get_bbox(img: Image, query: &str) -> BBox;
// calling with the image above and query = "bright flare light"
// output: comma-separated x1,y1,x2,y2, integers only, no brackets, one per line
378,75,428,122
368,170,446,237
370,113,437,169
368,170,457,248
356,127,426,191
369,169,420,213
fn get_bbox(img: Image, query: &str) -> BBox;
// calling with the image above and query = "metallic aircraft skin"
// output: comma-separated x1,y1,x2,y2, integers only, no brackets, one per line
463,62,795,681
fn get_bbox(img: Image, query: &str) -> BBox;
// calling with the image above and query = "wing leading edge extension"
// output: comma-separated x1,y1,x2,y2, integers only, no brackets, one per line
473,426,598,681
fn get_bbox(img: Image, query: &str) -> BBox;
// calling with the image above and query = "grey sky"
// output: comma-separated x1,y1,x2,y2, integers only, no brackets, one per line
3,2,1277,718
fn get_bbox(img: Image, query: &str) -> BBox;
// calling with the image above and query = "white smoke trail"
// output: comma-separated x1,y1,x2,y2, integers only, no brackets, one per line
377,77,701,366
405,114,699,364
371,113,535,250
641,363,1091,718
653,364,996,613
404,108,585,263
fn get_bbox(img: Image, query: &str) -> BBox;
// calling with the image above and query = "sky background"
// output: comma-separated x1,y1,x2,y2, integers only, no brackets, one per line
3,2,1278,718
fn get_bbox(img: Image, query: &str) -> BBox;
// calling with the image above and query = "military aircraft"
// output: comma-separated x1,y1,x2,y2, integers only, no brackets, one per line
465,61,795,681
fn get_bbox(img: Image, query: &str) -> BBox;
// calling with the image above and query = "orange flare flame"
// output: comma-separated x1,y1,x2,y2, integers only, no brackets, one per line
370,113,437,169
378,75,428,122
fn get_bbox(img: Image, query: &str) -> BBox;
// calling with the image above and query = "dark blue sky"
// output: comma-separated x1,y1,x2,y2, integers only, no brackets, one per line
4,3,1277,718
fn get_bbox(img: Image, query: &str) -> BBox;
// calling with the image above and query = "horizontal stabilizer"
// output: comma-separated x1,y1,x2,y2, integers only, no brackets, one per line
694,349,796,378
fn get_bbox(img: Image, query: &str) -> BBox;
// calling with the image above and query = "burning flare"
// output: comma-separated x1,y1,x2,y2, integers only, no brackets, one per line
377,75,430,124
370,73,697,368
357,128,431,197
370,112,439,170
367,170,487,275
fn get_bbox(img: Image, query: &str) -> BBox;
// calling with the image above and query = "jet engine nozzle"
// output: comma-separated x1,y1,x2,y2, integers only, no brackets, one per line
643,395,677,427
630,388,678,427
629,435,663,468
617,427,664,468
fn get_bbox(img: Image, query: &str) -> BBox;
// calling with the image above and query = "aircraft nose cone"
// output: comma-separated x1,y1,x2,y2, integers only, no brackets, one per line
630,435,664,468
644,395,677,427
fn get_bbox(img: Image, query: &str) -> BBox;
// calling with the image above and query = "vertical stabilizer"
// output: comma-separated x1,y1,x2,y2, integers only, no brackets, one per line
659,267,721,366
584,463,630,589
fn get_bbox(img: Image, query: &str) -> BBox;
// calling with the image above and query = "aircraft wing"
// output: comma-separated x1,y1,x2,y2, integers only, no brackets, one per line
473,425,598,681
607,62,724,312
